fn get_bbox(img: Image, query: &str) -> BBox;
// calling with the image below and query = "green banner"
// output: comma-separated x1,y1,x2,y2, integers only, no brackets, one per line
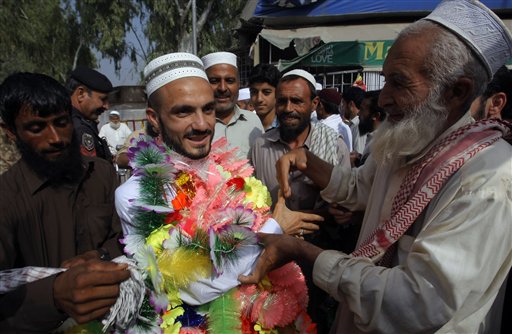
279,40,394,71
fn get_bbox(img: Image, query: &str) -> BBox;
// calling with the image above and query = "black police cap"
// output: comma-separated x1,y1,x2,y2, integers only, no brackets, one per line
70,67,113,93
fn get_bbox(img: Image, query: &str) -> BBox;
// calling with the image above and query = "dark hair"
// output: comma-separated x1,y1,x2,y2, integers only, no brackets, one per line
279,74,317,100
482,65,512,120
363,90,386,121
64,77,91,96
342,86,365,109
320,99,339,115
0,72,72,130
248,63,281,88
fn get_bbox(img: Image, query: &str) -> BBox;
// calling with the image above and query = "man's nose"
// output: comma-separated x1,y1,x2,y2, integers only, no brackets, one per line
192,111,208,130
218,80,228,92
47,126,64,145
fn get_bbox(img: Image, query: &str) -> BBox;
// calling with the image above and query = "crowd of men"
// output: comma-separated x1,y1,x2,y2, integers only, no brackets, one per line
1,0,512,333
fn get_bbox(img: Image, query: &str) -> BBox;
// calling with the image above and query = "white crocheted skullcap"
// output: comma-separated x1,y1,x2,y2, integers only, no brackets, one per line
201,52,238,70
109,110,120,117
315,82,323,91
144,52,208,96
282,69,317,88
422,0,512,79
238,87,250,101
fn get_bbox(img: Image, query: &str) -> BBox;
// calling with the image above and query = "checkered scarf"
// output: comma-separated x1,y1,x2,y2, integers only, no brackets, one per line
351,119,512,264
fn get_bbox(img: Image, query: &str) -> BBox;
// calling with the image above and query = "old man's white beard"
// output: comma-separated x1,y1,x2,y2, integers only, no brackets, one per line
371,90,449,166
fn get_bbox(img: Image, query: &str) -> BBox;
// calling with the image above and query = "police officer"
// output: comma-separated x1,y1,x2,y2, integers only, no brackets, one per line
66,67,113,161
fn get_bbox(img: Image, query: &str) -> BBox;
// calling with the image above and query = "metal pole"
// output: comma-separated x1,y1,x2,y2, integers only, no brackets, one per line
192,0,197,55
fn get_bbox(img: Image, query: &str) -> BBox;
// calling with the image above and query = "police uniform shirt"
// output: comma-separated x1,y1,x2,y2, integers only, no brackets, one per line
71,108,112,162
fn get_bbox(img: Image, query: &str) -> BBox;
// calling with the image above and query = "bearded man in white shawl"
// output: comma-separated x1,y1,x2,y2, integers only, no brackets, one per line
240,1,512,333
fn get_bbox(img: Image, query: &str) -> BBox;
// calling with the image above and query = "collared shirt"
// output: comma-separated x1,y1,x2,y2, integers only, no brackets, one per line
320,114,353,151
250,124,350,211
315,112,512,333
72,108,112,161
0,157,122,331
212,105,264,159
265,116,280,132
349,115,367,154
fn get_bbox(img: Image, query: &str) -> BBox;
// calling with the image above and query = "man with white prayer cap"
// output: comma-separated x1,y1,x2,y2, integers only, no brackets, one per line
236,87,254,112
240,1,512,333
114,52,321,332
201,51,263,158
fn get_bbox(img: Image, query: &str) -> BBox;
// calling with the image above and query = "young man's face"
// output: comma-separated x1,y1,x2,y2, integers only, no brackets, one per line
147,77,216,160
250,82,276,119
10,106,74,162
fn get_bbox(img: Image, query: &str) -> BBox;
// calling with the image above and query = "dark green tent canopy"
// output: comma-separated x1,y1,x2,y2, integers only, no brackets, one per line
278,40,394,72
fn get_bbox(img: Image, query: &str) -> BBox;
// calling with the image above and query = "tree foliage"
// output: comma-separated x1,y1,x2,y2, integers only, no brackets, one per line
0,0,88,82
0,0,247,83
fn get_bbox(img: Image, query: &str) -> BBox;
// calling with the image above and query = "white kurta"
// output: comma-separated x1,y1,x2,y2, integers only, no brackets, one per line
99,123,132,155
316,112,512,333
115,174,283,306
320,114,353,152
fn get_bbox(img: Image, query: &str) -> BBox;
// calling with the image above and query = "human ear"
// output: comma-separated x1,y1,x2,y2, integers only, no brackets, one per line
76,87,87,103
146,107,160,133
444,77,473,113
488,92,506,118
311,96,320,111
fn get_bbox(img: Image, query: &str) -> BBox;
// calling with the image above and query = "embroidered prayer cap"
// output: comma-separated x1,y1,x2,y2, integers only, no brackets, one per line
144,52,208,97
201,52,238,70
69,67,113,93
315,82,323,91
238,87,250,101
318,88,342,105
109,110,120,117
422,0,512,80
282,69,317,88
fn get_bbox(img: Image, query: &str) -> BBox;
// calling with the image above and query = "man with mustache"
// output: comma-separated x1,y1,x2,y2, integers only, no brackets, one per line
251,69,350,216
201,51,264,159
240,1,512,333
0,73,128,331
351,89,386,167
66,67,114,162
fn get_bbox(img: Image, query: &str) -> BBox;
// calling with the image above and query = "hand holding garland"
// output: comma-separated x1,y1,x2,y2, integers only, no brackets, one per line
238,233,323,285
53,258,130,324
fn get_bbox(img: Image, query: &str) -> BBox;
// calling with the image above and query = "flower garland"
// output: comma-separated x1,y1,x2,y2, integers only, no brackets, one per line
119,137,316,334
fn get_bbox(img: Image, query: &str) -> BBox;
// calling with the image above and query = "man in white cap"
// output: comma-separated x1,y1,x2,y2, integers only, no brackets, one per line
114,52,322,332
249,68,351,330
241,1,512,333
237,87,254,112
251,68,350,214
201,51,263,158
99,110,132,156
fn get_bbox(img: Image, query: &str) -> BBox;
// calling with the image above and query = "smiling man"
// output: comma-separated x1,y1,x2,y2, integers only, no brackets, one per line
201,51,263,158
0,73,127,331
240,1,512,333
66,67,114,162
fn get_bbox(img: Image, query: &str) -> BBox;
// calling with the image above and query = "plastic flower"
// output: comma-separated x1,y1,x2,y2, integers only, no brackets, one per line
161,307,184,334
243,177,272,208
146,224,173,256
135,245,163,293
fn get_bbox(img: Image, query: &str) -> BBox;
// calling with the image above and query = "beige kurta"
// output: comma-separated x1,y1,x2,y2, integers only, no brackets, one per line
315,113,512,333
